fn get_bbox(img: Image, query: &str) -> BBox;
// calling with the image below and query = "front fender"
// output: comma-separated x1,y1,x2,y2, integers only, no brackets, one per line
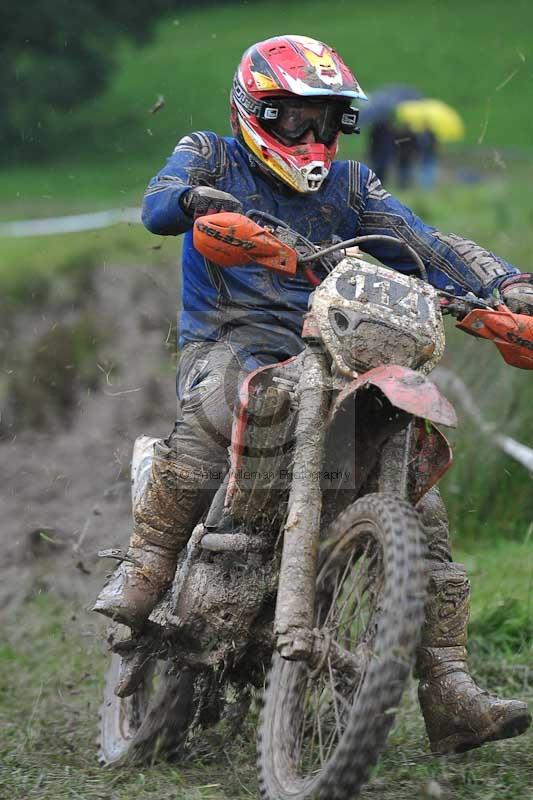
330,364,457,428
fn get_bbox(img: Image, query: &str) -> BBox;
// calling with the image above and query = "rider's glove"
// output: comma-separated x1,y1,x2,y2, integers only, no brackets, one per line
180,186,243,218
500,273,533,315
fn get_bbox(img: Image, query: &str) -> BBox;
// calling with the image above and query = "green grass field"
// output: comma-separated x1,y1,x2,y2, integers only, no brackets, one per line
2,0,533,218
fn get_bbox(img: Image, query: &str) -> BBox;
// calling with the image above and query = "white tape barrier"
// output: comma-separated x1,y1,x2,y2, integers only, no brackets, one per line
0,207,142,238
434,367,533,475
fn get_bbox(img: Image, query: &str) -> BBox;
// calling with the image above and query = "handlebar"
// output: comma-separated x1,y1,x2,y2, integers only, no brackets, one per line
242,210,511,321
194,209,533,369
246,209,428,282
298,234,428,282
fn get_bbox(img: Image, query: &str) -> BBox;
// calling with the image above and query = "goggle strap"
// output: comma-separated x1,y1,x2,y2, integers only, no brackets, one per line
340,109,360,134
260,106,280,121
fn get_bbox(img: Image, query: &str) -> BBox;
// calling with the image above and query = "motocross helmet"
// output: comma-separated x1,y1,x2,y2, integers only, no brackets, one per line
231,35,367,193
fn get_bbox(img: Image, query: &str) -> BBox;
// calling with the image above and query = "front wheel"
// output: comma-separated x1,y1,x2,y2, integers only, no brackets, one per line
257,493,427,800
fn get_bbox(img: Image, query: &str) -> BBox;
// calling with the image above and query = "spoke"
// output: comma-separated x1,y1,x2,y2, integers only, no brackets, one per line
323,680,359,761
332,549,383,649
332,684,356,713
323,574,342,628
337,540,371,622
330,598,371,638
328,656,343,742
328,590,361,642
324,718,338,761
323,551,357,627
332,567,360,630
296,680,312,763
314,684,325,768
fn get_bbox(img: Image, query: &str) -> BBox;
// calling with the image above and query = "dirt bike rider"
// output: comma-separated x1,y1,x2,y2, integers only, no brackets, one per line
94,35,533,754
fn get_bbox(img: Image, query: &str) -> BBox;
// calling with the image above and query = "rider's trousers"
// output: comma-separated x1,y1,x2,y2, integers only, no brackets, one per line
169,340,247,483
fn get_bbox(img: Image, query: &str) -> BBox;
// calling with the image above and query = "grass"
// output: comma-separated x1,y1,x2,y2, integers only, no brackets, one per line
1,539,531,800
0,158,150,220
3,0,533,216
0,594,255,800
0,223,179,307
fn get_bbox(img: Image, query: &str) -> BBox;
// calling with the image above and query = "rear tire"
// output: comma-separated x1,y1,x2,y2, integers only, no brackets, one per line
98,628,195,766
257,493,427,800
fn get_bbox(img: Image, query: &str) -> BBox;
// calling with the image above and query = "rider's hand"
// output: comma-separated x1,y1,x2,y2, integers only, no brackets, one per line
181,186,243,218
500,273,533,315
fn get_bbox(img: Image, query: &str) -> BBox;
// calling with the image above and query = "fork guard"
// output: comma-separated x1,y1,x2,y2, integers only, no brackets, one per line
330,364,457,429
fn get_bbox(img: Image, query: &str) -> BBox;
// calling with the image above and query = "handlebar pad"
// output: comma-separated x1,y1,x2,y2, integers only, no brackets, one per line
193,212,297,276
457,305,533,370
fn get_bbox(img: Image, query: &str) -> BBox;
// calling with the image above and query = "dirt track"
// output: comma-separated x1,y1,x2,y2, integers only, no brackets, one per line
0,262,179,618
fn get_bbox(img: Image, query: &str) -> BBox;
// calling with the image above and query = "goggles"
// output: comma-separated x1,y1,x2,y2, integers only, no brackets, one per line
259,97,360,144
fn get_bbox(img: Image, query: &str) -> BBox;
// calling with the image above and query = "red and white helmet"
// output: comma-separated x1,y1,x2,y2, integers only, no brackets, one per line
231,35,367,193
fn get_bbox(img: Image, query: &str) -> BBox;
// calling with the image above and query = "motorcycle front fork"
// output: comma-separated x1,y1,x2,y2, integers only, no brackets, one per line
273,343,330,662
274,355,414,667
378,424,413,498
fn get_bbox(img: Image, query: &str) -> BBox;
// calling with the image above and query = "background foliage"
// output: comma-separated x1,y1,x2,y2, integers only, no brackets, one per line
0,0,221,161
2,0,533,177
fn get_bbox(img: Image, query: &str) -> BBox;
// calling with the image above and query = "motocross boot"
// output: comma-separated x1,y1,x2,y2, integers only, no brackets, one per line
93,437,225,628
416,560,531,754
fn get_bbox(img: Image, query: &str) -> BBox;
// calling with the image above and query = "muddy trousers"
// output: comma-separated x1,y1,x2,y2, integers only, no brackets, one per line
415,488,530,753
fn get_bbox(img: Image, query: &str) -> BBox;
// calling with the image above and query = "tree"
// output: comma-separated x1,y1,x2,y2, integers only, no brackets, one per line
0,0,186,162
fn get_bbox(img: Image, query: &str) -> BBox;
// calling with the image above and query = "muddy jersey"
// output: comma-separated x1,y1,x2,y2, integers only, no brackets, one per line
142,131,517,364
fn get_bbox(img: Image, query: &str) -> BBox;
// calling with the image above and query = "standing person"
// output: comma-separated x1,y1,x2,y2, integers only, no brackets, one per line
367,119,395,183
418,127,438,189
94,34,533,755
394,123,419,188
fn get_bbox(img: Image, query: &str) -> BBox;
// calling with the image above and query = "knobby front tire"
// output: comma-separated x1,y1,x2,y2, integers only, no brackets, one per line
257,493,427,800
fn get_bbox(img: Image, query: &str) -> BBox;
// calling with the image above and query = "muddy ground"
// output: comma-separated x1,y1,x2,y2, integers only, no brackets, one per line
0,261,180,619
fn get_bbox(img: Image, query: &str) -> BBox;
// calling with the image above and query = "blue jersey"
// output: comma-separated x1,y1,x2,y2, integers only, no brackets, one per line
142,131,517,364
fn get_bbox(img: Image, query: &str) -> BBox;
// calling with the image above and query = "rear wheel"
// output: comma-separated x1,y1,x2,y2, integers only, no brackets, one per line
257,493,427,800
98,627,196,766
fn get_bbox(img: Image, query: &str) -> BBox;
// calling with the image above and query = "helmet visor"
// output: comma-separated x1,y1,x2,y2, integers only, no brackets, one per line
261,98,358,144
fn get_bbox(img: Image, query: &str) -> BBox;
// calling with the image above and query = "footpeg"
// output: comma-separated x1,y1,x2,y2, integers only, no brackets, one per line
98,548,144,568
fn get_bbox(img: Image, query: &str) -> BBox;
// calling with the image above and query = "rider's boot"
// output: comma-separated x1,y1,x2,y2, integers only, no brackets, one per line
93,439,223,628
416,560,531,754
